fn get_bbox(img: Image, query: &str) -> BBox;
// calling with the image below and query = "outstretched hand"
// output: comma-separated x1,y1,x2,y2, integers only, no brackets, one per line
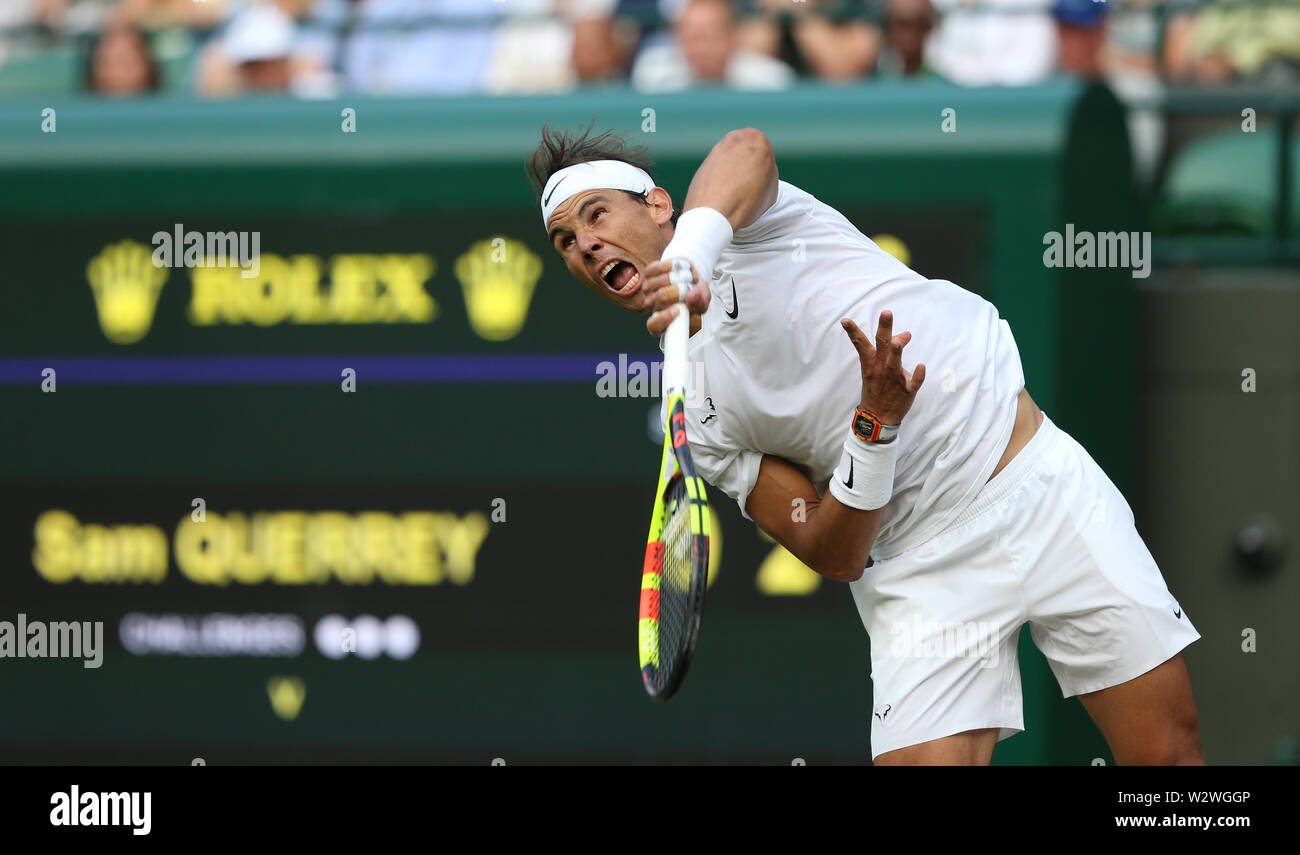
841,310,925,425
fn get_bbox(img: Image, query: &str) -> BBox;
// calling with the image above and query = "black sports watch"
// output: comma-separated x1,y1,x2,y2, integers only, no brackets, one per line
852,407,899,444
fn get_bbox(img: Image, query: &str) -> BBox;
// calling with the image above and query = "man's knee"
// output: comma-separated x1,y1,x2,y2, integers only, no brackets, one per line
1118,712,1204,765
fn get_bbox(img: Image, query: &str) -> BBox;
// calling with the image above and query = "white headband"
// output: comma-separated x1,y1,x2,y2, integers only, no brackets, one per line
541,160,655,227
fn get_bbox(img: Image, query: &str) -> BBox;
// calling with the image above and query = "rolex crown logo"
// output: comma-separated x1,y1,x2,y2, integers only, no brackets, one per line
454,237,542,342
86,240,170,344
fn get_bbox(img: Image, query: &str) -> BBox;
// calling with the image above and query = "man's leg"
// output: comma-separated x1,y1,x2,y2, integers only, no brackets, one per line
873,728,1000,766
1015,418,1204,765
1076,653,1204,765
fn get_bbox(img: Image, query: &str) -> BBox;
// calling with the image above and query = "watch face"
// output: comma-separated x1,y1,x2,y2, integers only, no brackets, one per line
854,413,877,439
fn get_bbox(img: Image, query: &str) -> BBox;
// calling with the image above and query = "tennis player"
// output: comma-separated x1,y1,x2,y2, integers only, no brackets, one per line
529,124,1203,765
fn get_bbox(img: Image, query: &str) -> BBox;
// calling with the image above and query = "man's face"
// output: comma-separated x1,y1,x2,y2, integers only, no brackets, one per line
545,187,674,312
678,2,734,81
239,57,292,92
93,30,153,96
887,0,934,61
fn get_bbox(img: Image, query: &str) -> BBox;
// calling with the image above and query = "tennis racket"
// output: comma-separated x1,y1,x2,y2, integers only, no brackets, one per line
638,259,711,701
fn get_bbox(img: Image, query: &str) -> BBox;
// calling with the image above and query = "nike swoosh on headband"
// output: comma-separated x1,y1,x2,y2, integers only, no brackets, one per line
540,161,657,226
544,176,568,206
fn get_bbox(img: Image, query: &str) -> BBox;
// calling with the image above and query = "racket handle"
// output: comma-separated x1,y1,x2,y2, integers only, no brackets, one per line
662,260,692,398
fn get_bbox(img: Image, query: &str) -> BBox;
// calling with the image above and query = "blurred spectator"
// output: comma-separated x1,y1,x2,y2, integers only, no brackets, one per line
1101,0,1163,183
876,0,939,79
1054,0,1107,79
33,0,75,28
925,0,1056,85
292,0,351,81
1165,0,1300,85
632,0,794,91
616,0,665,32
1102,0,1160,79
571,0,639,83
1,0,75,59
486,0,643,94
17,0,117,36
197,2,328,96
32,0,229,35
0,2,33,67
83,23,161,95
334,0,504,95
484,0,576,94
111,0,229,31
737,0,881,81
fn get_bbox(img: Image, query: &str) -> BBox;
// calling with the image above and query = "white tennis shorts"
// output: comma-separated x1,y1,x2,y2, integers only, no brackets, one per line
850,412,1201,760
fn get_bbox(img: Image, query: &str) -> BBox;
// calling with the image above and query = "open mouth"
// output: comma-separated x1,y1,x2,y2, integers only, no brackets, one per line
599,259,640,296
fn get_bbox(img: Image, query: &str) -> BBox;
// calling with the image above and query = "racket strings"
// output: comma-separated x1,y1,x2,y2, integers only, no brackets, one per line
656,481,694,686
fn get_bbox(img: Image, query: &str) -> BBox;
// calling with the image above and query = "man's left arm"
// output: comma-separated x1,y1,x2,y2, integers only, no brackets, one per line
642,128,779,334
746,311,926,581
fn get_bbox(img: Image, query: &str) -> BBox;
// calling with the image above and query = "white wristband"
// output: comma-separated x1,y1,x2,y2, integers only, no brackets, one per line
660,207,733,286
827,431,899,511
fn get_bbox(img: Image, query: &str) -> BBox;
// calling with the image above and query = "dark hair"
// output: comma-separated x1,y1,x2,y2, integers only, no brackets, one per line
82,26,162,95
527,120,678,224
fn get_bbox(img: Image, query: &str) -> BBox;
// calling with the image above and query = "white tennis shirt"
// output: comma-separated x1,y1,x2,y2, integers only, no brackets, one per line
670,180,1025,561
